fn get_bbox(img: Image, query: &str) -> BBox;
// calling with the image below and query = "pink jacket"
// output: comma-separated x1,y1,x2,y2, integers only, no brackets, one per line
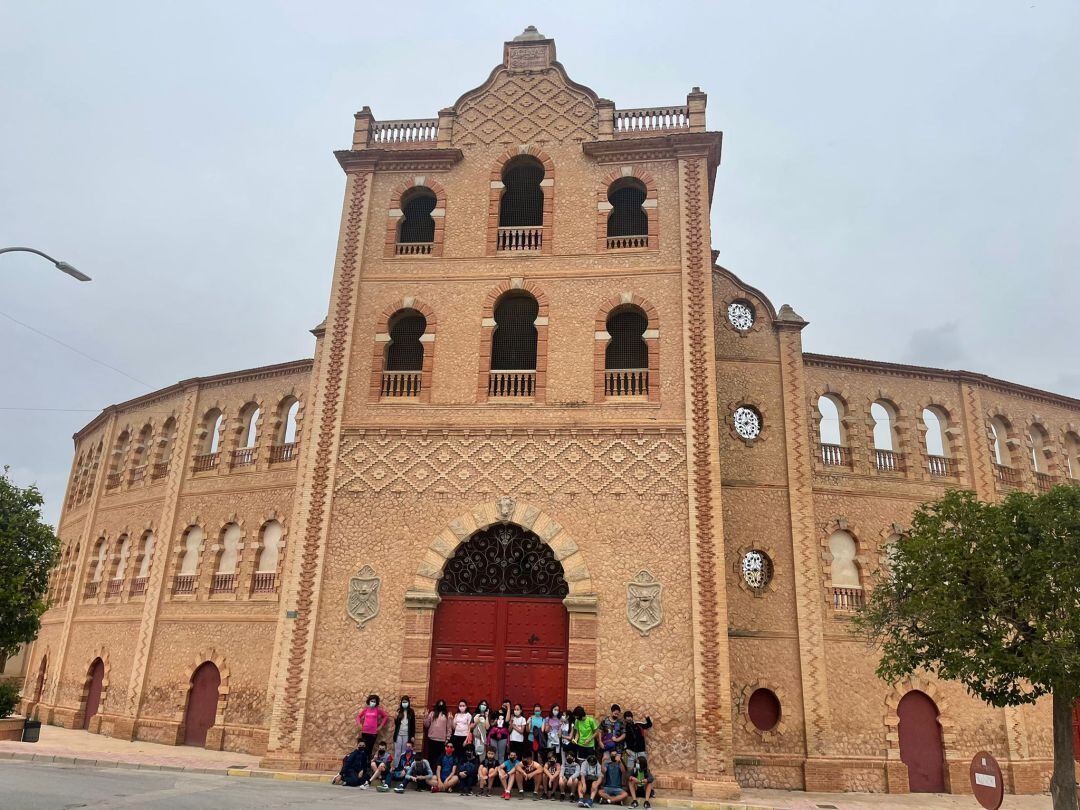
356,705,388,735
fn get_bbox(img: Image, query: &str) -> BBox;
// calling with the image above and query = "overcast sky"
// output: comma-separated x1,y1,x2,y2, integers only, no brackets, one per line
2,2,1078,527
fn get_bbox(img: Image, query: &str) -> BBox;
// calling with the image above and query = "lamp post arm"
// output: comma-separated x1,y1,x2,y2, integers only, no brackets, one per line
0,246,91,281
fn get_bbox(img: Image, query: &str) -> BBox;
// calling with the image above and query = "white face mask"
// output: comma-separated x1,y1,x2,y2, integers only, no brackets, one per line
402,701,409,708
552,708,559,716
497,718,504,727
368,701,377,707
479,704,487,712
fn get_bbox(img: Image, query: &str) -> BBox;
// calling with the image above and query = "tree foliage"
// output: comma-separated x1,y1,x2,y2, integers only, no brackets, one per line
853,485,1080,809
0,468,59,660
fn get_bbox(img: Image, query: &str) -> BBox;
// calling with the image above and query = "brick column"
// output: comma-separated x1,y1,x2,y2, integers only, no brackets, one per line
262,167,374,769
774,309,835,786
676,148,739,800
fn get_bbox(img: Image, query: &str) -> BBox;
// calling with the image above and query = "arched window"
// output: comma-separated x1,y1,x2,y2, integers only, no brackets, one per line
153,417,176,480
990,416,1012,467
817,395,849,466
922,407,953,476
68,453,85,507
606,178,648,248
86,539,107,599
132,531,154,596
175,527,203,595
872,400,903,472
1028,424,1049,474
497,157,544,251
381,309,427,398
397,188,436,250
107,430,130,488
604,306,649,396
131,424,153,483
212,524,241,593
488,292,538,397
253,521,283,593
107,535,129,596
194,410,222,472
269,397,300,463
241,404,260,449
1065,432,1080,480
828,530,863,610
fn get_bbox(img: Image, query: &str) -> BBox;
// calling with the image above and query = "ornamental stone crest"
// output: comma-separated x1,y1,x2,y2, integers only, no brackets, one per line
626,570,663,636
347,565,381,629
496,496,516,522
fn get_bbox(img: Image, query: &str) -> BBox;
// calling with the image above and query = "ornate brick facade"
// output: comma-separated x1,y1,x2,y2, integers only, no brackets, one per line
23,29,1077,799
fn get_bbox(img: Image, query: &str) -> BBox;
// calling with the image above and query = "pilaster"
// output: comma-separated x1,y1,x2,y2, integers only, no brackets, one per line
262,166,374,768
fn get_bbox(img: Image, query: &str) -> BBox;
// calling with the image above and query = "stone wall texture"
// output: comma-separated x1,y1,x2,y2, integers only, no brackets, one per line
21,29,1075,799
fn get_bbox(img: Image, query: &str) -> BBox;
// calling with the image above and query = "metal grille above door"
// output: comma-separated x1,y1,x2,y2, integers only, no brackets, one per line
605,307,649,369
607,180,648,238
438,524,568,598
490,293,539,370
499,159,545,227
385,310,426,371
398,191,436,243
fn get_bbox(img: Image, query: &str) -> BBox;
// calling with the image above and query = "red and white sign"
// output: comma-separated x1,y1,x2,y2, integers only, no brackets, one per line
969,750,1004,810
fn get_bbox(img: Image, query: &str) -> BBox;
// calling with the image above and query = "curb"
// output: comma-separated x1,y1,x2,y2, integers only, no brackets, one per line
0,751,230,775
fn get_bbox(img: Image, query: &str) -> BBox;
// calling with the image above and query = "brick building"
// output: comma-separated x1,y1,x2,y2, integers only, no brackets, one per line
21,28,1076,799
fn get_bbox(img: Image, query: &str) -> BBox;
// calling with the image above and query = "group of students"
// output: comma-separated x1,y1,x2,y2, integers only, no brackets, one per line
336,695,655,807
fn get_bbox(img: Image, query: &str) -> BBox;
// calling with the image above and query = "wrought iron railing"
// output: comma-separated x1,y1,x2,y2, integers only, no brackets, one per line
381,371,422,398
820,443,851,467
606,235,649,250
1035,472,1057,492
395,242,433,256
172,574,196,595
874,449,905,473
496,226,542,252
252,572,277,594
106,578,123,597
927,455,955,477
129,465,146,484
369,118,438,144
995,463,1021,487
488,370,535,398
614,106,689,133
106,472,121,489
130,577,147,597
269,443,297,464
604,369,649,397
231,447,255,468
210,572,236,593
151,462,169,480
83,581,99,599
193,452,219,473
831,586,864,611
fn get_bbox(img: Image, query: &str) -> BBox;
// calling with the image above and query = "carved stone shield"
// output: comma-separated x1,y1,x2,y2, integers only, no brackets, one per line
626,570,663,636
347,565,381,629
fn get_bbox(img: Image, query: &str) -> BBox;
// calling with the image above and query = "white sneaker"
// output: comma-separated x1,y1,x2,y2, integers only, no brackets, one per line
360,783,369,790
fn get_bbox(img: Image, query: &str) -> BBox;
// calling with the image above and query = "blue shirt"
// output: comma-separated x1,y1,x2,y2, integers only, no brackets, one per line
439,754,456,778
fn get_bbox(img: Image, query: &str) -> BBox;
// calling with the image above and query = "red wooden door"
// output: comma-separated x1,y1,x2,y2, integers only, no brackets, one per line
183,662,221,747
430,596,567,711
898,691,945,792
83,659,104,730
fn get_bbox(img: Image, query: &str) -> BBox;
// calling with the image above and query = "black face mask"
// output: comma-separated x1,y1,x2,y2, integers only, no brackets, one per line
587,756,597,766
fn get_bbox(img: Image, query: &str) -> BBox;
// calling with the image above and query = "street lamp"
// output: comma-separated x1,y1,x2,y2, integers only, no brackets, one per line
0,247,91,281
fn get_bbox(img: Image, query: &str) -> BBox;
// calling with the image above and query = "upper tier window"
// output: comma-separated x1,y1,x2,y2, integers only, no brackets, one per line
607,178,648,240
398,188,436,245
499,157,544,228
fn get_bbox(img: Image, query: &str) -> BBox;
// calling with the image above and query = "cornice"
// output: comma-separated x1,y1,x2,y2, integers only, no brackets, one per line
334,147,464,174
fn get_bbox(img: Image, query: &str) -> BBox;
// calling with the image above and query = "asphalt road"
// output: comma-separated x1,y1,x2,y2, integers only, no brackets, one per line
0,760,504,809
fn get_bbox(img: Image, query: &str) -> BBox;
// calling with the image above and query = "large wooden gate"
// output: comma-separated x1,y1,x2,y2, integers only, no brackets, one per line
898,690,946,792
428,523,568,710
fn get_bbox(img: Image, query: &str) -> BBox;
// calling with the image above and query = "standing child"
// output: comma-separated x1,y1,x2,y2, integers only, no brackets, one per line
571,706,599,760
509,704,529,759
488,710,510,762
355,694,388,751
473,700,491,757
544,704,562,762
622,710,653,774
528,704,546,758
392,696,416,764
451,699,473,762
627,754,654,809
424,699,450,765
599,704,626,759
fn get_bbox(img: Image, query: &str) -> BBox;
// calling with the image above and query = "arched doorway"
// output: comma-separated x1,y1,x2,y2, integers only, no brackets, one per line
183,662,221,747
898,690,945,792
83,658,104,730
429,523,568,710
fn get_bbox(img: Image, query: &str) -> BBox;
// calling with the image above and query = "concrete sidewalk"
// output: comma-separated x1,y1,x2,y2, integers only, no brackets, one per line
0,726,1054,808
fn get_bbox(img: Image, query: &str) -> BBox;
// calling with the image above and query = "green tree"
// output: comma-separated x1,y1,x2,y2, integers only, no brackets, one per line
0,468,59,663
853,485,1080,810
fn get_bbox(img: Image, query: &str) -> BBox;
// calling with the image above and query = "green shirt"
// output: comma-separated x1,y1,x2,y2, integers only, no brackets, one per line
574,716,598,745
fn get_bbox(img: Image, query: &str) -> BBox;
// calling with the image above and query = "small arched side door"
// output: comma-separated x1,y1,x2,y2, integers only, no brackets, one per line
897,690,946,792
183,662,221,747
83,658,105,730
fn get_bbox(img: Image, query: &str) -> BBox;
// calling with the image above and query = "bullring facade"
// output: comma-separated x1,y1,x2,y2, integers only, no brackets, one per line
21,29,1078,800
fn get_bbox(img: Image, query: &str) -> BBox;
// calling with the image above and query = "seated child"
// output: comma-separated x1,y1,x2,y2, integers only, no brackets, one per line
389,740,417,792
458,749,480,795
478,747,502,797
627,754,654,809
435,743,459,793
593,750,627,806
519,753,544,796
500,750,522,799
560,756,581,801
365,740,393,790
541,752,562,799
397,751,435,792
577,754,602,807
332,736,369,787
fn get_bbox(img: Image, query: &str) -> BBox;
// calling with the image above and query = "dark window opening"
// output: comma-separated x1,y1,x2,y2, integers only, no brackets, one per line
498,158,545,228
607,179,648,238
605,307,649,369
385,310,426,371
490,293,538,370
398,190,436,244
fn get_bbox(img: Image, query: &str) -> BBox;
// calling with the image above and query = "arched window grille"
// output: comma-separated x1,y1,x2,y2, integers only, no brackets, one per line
497,157,544,251
382,309,426,398
604,306,649,396
606,178,648,249
397,188,436,255
488,292,538,397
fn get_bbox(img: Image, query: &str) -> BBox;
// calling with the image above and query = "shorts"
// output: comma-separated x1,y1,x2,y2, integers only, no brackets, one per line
600,785,624,797
625,750,646,770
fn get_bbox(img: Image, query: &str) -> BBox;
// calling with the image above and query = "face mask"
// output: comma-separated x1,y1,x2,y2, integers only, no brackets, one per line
479,704,487,712
587,757,597,766
368,701,376,707
359,743,366,750
406,745,413,752
553,707,559,716
533,709,541,716
402,701,409,708
497,718,504,726
445,746,453,755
